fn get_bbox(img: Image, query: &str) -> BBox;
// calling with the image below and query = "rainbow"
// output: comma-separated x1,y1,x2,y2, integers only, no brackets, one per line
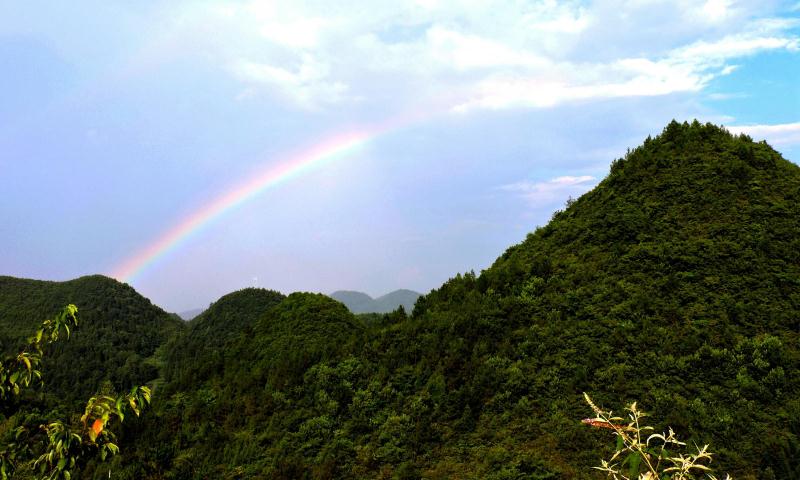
111,129,374,282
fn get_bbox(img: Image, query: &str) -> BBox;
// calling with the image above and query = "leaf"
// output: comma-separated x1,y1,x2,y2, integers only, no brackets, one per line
628,452,641,479
92,419,104,437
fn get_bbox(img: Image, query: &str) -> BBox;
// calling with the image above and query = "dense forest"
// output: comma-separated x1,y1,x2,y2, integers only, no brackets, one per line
1,121,798,479
0,275,183,405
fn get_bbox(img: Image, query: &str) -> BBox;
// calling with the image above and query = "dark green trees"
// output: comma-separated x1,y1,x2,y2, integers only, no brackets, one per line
0,306,151,479
0,275,183,405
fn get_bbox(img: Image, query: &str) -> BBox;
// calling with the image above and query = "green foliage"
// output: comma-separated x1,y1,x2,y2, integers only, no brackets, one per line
0,307,152,480
583,394,730,480
162,288,285,393
0,275,184,405
0,305,77,400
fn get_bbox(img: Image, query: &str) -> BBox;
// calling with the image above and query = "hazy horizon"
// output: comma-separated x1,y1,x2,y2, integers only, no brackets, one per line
2,1,799,311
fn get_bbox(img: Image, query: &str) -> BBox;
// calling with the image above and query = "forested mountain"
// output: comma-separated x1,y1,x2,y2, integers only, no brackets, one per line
162,288,286,393
0,275,184,405
4,121,799,479
330,289,421,313
101,291,364,479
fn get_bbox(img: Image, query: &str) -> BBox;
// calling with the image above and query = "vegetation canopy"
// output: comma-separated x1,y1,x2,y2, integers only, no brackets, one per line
0,306,151,480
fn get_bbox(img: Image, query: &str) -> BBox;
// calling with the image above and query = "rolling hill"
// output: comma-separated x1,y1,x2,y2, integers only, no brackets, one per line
0,274,185,404
330,289,421,313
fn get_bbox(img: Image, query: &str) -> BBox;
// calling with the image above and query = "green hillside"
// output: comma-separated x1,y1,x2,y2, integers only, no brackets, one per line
6,121,800,479
162,287,286,393
0,274,184,405
102,291,364,479
412,121,800,478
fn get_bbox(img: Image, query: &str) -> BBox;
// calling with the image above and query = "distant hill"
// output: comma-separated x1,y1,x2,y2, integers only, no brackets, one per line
330,289,421,313
0,275,184,404
177,307,204,321
328,290,374,312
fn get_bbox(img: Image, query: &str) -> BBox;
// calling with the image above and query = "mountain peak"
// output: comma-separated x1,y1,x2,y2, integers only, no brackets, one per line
607,120,784,185
478,120,799,332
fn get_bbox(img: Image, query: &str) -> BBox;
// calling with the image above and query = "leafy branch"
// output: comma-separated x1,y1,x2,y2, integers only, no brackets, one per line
0,306,151,480
582,393,731,480
0,305,78,398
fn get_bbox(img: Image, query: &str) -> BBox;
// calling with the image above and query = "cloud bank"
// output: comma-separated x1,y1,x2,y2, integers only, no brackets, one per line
160,0,800,114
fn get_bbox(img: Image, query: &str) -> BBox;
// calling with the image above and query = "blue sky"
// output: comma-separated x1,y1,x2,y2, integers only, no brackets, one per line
1,0,799,312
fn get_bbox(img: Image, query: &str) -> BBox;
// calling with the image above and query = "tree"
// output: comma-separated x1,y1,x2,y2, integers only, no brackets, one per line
0,305,150,480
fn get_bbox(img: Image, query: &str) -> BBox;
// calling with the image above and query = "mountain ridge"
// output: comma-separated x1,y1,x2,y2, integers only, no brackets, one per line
329,288,421,313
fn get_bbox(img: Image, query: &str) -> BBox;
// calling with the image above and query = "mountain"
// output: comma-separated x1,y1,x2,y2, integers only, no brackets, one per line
162,287,285,393
329,290,374,312
108,292,363,479
177,307,204,321
0,274,185,404
15,121,800,479
374,289,422,313
330,289,421,313
408,121,800,477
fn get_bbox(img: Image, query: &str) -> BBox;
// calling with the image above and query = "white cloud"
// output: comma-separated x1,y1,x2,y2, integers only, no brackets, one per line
453,55,710,112
168,1,798,112
231,54,348,108
454,22,798,112
502,175,597,206
727,122,800,146
707,92,748,100
425,26,552,70
239,2,335,49
701,0,735,23
672,33,799,63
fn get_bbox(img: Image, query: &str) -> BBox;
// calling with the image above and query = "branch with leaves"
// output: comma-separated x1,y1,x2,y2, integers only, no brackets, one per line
0,305,78,398
582,393,731,480
0,306,151,480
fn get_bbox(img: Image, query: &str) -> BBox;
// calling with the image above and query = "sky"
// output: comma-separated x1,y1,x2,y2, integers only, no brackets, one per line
1,1,799,312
